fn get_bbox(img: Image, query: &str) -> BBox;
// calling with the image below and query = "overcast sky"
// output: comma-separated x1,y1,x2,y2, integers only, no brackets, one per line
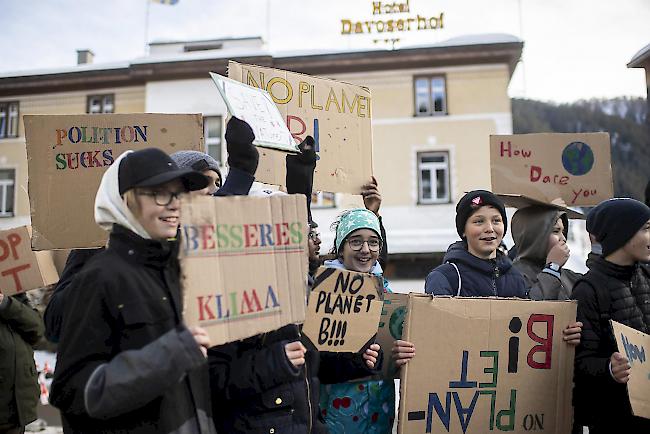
1,0,648,103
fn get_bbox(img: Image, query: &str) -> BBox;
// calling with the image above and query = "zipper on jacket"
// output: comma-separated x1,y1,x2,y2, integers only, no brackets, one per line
305,355,313,433
492,267,500,295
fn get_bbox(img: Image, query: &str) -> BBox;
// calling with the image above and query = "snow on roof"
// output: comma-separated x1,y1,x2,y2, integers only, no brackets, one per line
628,43,650,68
0,33,521,79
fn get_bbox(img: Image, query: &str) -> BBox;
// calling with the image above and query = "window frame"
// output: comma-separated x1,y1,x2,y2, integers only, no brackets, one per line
0,168,16,217
413,75,447,117
86,94,115,114
417,151,451,205
203,115,224,165
0,101,20,139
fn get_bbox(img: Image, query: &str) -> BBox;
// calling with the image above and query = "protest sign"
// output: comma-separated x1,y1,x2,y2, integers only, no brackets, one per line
612,320,650,419
209,72,298,153
24,114,203,250
398,295,576,434
228,61,373,194
0,226,58,296
490,133,613,206
377,292,408,378
180,194,308,346
302,266,383,352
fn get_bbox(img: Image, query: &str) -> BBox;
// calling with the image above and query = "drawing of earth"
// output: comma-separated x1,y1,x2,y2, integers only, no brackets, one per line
389,306,406,339
561,141,594,176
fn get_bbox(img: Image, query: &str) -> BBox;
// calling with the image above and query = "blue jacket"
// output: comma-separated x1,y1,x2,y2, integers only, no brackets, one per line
424,241,528,298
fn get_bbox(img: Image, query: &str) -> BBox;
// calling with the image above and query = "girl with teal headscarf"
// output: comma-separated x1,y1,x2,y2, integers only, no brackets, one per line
319,208,413,434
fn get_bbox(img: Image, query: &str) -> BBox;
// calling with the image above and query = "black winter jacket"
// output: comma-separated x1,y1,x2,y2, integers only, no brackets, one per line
572,255,650,430
50,226,216,434
425,241,528,298
208,323,380,434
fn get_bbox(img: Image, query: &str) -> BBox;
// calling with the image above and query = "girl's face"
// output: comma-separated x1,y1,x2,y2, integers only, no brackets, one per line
340,228,380,273
463,205,504,260
547,217,566,253
192,169,221,196
621,219,650,263
133,179,185,240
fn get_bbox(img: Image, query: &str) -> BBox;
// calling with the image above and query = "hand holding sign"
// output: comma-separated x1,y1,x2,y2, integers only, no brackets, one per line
189,326,211,358
610,352,631,383
392,339,415,367
363,343,381,369
285,341,307,368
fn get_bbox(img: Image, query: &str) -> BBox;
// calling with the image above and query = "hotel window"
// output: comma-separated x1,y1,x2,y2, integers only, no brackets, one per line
204,116,223,164
414,76,446,116
0,102,19,139
87,94,114,114
0,169,15,217
418,152,450,204
311,191,336,209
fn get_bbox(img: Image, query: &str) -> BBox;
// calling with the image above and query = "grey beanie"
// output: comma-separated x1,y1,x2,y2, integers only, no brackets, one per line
171,151,222,181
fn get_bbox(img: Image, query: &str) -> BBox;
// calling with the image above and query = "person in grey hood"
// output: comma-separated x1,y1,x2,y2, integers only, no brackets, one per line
511,206,581,301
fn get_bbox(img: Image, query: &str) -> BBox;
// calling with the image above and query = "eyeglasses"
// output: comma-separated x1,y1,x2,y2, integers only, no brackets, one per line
308,231,321,240
347,238,381,252
137,190,185,206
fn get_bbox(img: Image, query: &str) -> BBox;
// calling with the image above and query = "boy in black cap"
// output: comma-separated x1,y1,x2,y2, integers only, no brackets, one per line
572,198,650,433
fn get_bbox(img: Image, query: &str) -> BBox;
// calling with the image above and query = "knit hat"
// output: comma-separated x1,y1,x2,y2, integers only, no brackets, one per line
645,179,650,207
586,198,650,257
455,190,508,238
334,208,382,253
171,151,222,181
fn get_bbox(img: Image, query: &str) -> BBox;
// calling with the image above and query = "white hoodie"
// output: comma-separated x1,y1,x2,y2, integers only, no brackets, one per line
94,151,152,240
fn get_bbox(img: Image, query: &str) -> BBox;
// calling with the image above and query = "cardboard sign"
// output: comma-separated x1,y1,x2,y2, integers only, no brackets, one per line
612,320,650,419
0,226,58,296
24,114,203,250
302,266,383,352
398,295,576,434
179,194,308,347
377,292,409,378
490,133,613,206
209,72,298,153
228,61,373,194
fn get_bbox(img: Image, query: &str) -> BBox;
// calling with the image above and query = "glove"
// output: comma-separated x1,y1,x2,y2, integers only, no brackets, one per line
285,136,316,196
225,117,259,176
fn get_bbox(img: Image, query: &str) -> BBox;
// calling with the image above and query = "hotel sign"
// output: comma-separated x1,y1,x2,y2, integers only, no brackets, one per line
340,0,444,44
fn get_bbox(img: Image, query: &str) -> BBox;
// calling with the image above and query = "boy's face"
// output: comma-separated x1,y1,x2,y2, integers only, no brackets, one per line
622,219,650,263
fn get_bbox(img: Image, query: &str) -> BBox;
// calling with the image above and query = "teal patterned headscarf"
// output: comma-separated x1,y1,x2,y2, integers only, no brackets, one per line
334,208,382,253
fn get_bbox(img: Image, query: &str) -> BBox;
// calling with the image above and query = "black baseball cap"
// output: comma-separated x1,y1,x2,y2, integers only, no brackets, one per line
118,148,209,195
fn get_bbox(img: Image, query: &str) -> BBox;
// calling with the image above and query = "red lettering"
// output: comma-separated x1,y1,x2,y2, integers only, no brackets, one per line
527,314,554,369
530,165,542,182
277,222,290,246
287,115,306,142
500,140,512,157
0,233,21,262
201,225,215,250
244,224,259,247
197,295,216,321
2,263,31,293
240,289,263,314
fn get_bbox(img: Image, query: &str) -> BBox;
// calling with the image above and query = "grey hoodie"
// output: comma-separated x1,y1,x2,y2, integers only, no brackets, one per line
511,206,581,300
